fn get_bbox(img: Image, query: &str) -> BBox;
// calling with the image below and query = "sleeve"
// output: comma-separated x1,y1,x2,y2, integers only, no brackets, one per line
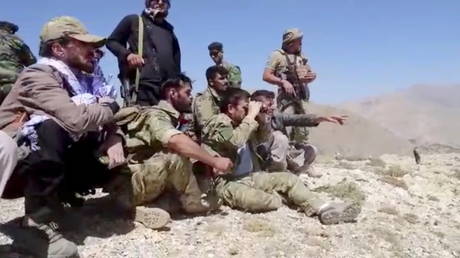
19,68,114,135
205,116,259,151
275,113,320,128
147,111,182,146
12,37,36,66
265,51,282,71
193,96,217,132
106,15,136,61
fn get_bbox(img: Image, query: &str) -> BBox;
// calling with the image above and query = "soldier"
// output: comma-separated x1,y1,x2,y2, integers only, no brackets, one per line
201,88,360,225
208,42,242,88
0,21,36,104
192,65,229,138
107,0,181,106
112,74,233,228
263,28,316,145
251,90,347,177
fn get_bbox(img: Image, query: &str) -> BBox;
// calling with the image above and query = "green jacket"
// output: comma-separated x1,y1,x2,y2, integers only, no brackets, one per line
0,29,36,85
223,61,242,88
202,113,270,175
116,101,183,158
192,87,222,137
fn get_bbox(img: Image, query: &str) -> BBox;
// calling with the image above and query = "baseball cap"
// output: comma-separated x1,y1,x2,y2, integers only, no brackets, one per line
283,28,303,44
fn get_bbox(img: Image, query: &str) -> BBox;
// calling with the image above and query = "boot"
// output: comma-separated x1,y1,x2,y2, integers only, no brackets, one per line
318,202,361,225
20,207,78,258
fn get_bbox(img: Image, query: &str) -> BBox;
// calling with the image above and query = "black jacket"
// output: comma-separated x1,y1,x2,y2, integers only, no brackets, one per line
107,13,181,87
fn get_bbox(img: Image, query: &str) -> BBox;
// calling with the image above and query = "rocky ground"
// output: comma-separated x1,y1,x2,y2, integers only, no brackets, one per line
1,153,459,258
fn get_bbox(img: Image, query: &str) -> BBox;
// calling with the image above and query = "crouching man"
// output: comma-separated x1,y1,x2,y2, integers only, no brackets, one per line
0,17,125,258
201,88,359,225
112,74,233,229
250,90,347,177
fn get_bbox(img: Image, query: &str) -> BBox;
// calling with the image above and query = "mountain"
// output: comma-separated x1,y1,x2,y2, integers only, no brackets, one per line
340,84,460,148
307,103,413,157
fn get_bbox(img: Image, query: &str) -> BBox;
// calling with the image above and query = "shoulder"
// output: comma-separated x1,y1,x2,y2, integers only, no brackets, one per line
17,64,62,85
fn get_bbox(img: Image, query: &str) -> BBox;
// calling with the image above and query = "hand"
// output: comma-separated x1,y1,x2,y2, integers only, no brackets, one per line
99,135,126,169
301,72,317,83
318,115,348,125
126,53,144,68
281,80,297,96
211,157,233,176
247,101,263,120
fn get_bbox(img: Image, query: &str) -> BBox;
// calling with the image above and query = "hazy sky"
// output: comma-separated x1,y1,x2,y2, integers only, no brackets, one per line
1,0,459,103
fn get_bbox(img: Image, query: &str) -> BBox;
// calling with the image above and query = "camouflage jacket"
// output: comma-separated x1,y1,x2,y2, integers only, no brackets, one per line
0,29,36,85
202,113,270,174
115,101,183,159
192,87,222,137
222,61,242,88
271,112,319,132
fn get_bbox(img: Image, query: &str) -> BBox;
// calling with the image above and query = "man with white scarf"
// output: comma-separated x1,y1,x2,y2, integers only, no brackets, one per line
0,16,124,258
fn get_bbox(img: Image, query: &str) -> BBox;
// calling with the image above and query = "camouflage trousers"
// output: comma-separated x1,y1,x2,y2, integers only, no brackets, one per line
277,95,310,144
215,172,325,216
263,131,317,172
122,151,209,214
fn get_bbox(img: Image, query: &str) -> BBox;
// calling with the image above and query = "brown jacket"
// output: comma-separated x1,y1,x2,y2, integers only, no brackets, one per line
0,64,115,138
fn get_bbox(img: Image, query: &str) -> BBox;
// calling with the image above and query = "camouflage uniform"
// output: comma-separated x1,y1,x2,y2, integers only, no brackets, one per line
265,46,313,144
201,113,326,215
115,101,209,213
192,87,222,137
0,25,36,104
222,61,242,89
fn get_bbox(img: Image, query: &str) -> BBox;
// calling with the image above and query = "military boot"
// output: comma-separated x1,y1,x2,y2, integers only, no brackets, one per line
20,207,78,258
318,202,361,225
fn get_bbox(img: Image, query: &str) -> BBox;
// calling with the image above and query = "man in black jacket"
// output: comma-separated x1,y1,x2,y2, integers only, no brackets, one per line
107,0,181,106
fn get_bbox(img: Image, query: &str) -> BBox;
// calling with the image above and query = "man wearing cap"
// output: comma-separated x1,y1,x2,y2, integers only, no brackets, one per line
262,28,319,174
208,42,242,89
0,21,36,104
107,0,181,106
0,16,124,258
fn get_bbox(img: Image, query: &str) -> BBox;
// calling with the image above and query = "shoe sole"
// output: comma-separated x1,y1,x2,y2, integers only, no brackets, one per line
319,204,361,225
135,207,170,229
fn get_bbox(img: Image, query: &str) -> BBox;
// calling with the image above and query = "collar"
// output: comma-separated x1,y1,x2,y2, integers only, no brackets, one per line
206,87,223,103
157,100,181,119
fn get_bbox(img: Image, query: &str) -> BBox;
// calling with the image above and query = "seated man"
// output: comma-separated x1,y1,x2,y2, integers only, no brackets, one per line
0,16,124,258
201,88,359,225
192,65,229,139
250,90,347,177
112,74,233,227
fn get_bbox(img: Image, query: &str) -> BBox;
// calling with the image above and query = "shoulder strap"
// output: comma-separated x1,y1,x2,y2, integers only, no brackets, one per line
131,16,144,104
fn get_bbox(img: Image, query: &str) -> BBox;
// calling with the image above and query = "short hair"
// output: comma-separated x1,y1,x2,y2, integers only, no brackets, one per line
160,73,192,99
208,42,223,52
219,88,250,113
206,65,228,82
39,37,71,57
145,0,170,8
251,90,275,102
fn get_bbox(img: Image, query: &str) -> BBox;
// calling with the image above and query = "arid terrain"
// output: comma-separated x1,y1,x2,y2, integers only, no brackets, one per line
1,151,459,258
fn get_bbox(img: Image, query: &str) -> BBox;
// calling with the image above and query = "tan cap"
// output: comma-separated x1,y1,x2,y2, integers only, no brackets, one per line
40,16,105,46
282,28,303,45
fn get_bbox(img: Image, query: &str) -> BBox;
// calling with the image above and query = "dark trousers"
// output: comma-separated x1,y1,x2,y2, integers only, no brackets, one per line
17,120,112,213
136,83,161,106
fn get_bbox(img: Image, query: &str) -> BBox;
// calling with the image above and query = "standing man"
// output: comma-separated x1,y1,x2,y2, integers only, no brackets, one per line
0,16,123,258
107,0,181,106
208,42,242,88
263,28,316,145
0,21,36,104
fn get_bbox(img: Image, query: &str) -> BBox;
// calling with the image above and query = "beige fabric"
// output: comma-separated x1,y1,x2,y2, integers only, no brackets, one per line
0,130,18,197
40,16,105,46
0,65,114,138
282,28,303,44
